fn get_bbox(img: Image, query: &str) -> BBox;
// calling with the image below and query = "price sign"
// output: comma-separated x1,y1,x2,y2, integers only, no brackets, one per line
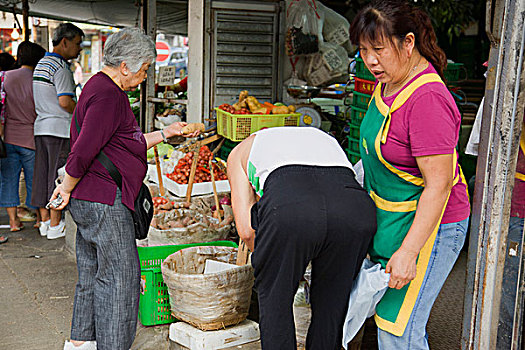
309,65,332,86
326,25,349,46
158,66,176,86
322,48,343,72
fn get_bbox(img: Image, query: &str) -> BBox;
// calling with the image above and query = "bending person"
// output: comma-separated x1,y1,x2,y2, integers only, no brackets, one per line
227,126,377,350
50,28,199,350
349,1,470,348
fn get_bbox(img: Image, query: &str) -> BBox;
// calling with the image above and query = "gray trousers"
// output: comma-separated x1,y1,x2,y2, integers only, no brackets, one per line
69,189,140,350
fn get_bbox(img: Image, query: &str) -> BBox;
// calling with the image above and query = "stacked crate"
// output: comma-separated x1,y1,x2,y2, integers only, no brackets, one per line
346,57,375,164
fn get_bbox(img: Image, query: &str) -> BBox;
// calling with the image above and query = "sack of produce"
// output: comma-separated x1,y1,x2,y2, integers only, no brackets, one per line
161,246,254,330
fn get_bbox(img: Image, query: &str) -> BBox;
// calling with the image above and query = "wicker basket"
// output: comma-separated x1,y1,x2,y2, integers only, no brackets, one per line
161,246,254,331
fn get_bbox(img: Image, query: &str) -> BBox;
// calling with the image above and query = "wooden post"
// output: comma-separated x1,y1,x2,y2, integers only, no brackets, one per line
153,146,165,197
185,144,200,203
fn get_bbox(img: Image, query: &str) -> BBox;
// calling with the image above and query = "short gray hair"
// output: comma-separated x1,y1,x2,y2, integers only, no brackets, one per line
103,28,157,73
52,23,84,47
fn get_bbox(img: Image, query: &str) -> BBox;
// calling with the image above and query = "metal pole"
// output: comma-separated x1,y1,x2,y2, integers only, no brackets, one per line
140,0,156,133
22,0,29,41
462,0,525,348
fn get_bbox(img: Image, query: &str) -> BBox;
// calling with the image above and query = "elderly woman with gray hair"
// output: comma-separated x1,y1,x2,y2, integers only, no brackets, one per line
52,28,198,350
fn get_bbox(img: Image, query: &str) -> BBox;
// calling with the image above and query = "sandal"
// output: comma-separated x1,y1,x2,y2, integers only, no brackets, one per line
0,235,7,244
18,211,37,222
10,223,24,232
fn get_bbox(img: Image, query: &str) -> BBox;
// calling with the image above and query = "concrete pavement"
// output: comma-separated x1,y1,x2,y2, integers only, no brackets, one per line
0,212,468,349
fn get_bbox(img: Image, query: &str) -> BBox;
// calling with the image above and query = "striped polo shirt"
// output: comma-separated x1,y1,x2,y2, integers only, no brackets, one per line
33,52,76,138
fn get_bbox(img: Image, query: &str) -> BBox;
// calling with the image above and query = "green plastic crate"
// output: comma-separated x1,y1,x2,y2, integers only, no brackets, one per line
444,63,466,83
355,57,375,81
350,105,367,126
348,123,360,139
347,136,360,153
345,148,361,165
352,91,372,110
217,140,239,160
138,241,238,326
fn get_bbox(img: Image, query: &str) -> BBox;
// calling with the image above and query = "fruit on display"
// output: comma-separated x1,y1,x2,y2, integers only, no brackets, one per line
166,146,228,184
217,90,295,115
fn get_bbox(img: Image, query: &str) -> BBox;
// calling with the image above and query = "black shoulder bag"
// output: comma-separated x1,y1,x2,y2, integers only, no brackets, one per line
74,112,153,240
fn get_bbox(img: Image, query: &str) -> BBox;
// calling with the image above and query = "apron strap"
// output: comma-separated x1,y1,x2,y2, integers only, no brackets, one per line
376,74,445,145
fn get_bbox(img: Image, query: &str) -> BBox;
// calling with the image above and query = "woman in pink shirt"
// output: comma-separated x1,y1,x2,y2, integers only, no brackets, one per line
0,42,45,236
349,1,470,348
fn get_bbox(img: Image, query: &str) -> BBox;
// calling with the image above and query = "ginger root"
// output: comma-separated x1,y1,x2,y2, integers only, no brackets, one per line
181,123,205,135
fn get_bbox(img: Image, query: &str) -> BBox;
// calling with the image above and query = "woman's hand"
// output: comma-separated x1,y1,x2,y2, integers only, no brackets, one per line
50,184,71,211
385,247,418,289
164,122,201,138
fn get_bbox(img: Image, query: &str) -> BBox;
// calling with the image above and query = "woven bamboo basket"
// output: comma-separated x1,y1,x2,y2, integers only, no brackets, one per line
161,246,254,331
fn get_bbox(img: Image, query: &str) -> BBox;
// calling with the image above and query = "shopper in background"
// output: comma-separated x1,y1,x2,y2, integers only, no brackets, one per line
0,52,16,71
31,22,84,239
0,42,46,237
73,60,83,97
227,127,377,350
50,28,199,350
349,1,470,348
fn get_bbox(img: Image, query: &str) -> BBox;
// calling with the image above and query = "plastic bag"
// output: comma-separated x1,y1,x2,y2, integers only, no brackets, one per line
305,42,348,86
286,0,322,55
317,2,350,47
342,258,390,348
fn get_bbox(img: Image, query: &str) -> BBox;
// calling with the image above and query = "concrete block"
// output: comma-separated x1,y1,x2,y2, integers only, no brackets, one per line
169,320,260,350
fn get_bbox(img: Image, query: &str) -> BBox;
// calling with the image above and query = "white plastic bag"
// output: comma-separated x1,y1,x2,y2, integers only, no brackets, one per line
286,0,322,56
342,258,390,348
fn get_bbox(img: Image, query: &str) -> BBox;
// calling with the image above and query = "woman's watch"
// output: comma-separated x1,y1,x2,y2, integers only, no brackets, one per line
160,129,168,143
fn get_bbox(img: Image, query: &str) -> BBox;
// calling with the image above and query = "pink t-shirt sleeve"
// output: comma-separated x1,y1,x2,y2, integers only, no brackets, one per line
408,91,460,157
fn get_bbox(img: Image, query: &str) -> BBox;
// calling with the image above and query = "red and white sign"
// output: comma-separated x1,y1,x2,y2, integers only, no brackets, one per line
156,41,170,62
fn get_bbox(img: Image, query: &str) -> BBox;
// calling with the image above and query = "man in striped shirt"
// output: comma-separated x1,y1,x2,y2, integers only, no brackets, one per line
32,23,84,240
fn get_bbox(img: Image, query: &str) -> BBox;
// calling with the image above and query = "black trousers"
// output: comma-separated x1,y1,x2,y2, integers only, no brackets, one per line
251,165,377,350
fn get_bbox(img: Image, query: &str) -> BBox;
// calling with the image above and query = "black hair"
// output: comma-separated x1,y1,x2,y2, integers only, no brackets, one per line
52,23,84,47
16,41,46,67
349,0,447,80
0,52,15,71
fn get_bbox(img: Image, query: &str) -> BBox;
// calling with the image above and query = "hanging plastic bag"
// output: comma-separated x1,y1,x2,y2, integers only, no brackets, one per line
305,42,348,86
285,0,322,56
316,2,351,47
342,258,390,349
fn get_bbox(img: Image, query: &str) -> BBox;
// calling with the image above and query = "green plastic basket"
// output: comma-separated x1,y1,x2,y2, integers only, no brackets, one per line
352,91,372,110
348,123,360,139
138,241,238,326
345,148,361,165
216,108,301,142
355,57,375,81
218,140,239,160
350,105,367,126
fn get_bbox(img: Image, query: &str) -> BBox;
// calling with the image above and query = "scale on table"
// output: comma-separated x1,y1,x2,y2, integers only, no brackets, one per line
286,84,323,129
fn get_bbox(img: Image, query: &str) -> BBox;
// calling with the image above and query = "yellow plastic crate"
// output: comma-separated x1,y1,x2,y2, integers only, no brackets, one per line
216,108,301,141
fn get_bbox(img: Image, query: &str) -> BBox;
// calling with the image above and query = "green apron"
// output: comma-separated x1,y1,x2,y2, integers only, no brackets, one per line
359,73,463,336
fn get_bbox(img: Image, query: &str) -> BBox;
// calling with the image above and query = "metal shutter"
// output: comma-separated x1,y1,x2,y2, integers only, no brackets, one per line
205,1,283,114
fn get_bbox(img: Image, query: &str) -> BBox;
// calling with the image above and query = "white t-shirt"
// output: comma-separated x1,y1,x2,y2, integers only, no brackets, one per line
33,52,76,138
247,127,354,196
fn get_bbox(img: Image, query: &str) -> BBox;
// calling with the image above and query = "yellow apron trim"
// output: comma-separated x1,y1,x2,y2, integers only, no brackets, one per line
375,177,460,335
375,74,445,145
390,74,444,114
370,190,417,212
517,131,525,181
375,171,460,336
374,123,425,186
